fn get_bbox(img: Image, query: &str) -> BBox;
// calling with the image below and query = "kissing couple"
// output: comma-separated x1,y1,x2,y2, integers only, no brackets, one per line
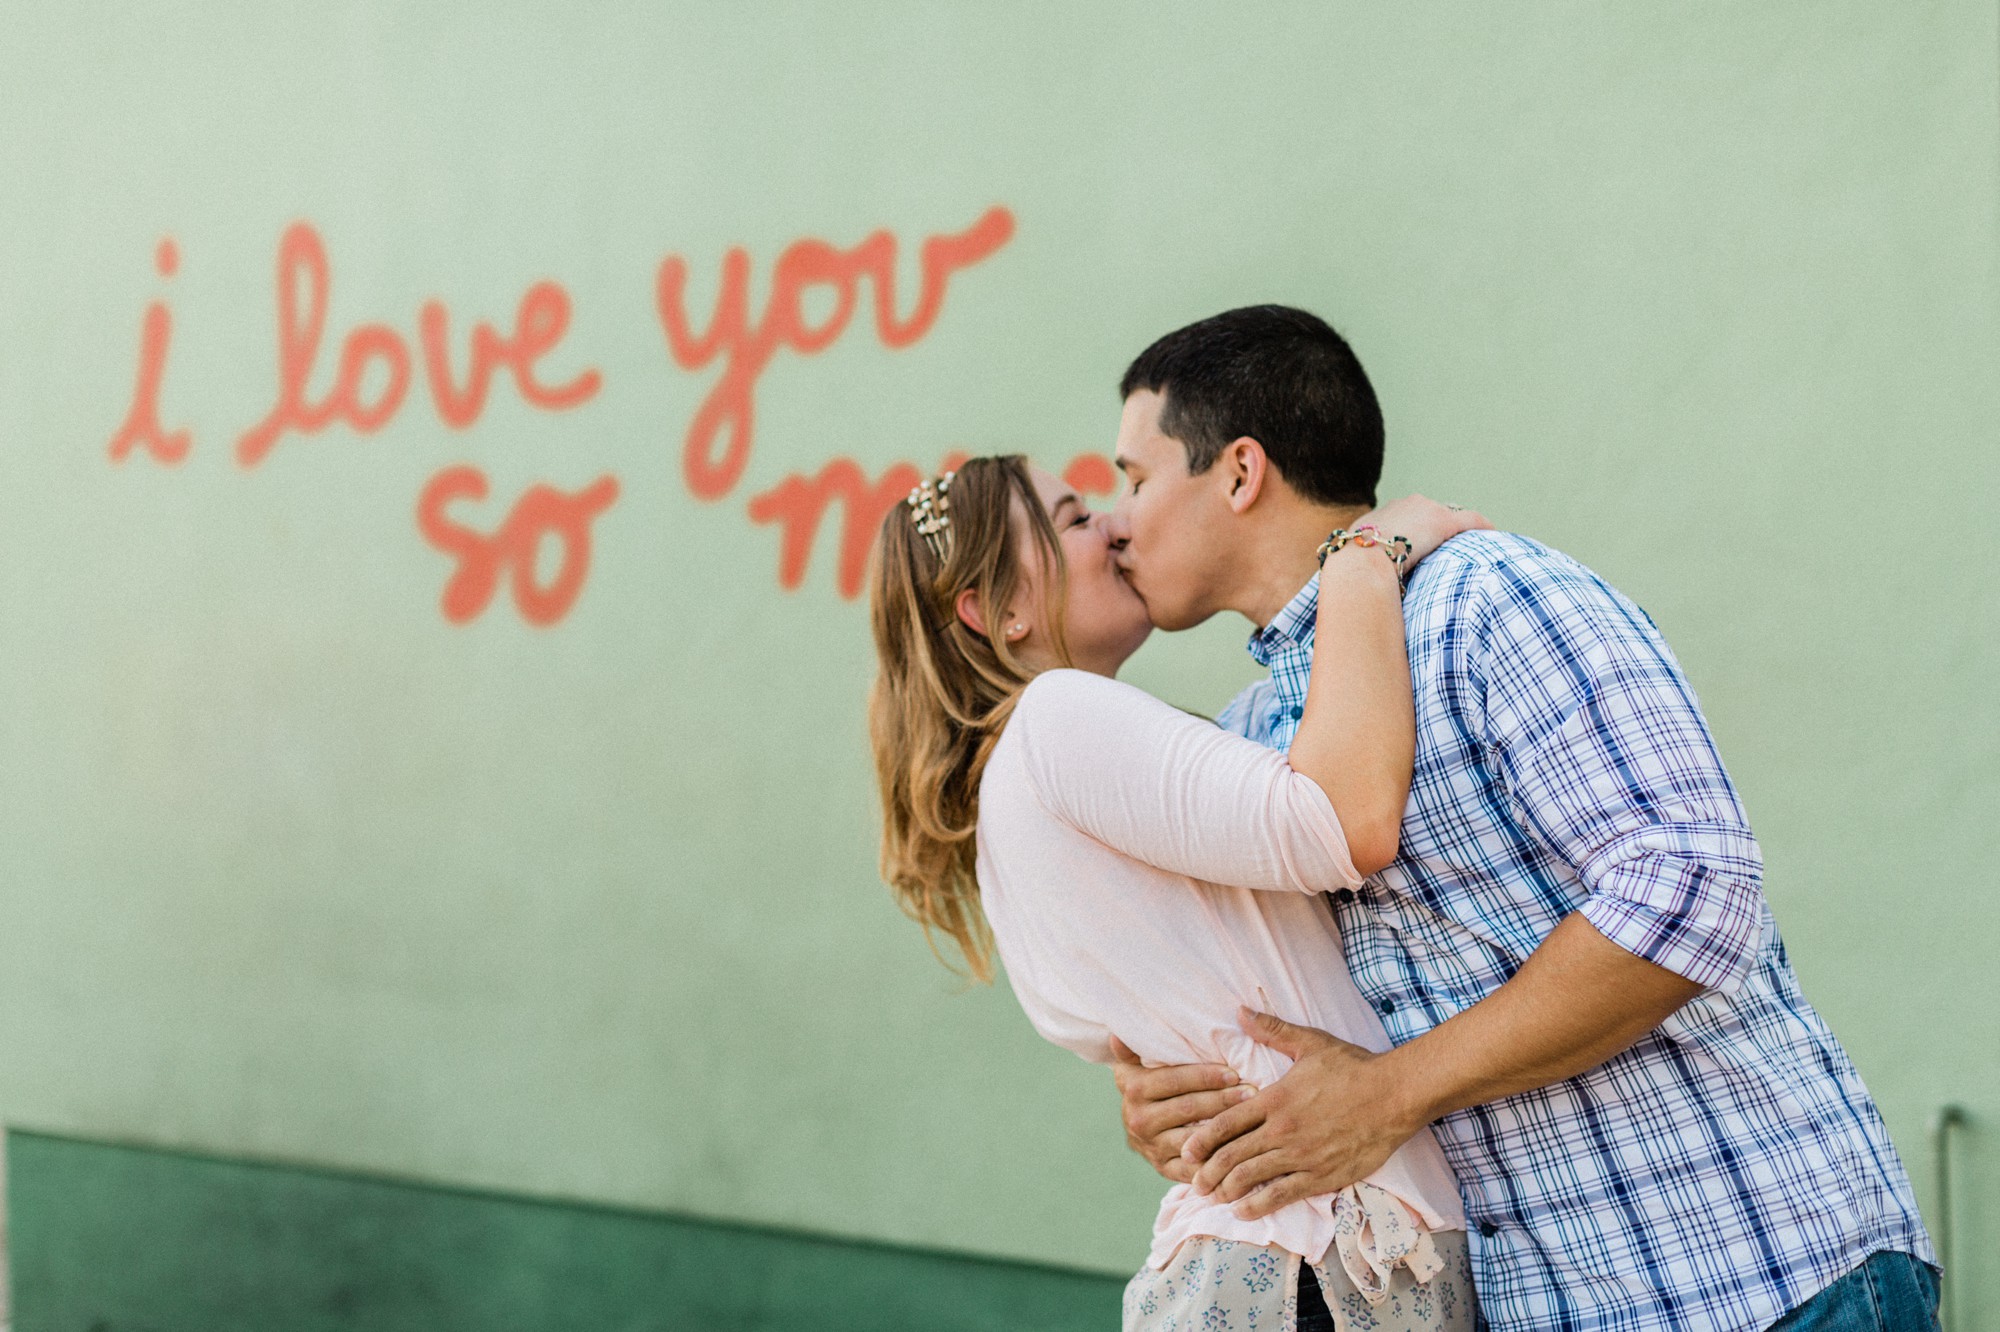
865,306,1935,1332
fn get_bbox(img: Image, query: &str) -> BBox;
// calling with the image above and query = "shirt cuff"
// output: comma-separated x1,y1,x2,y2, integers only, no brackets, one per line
1576,855,1766,996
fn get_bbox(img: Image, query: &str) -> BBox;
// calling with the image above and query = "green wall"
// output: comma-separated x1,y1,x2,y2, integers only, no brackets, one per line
5,1130,1123,1331
0,0,1994,1322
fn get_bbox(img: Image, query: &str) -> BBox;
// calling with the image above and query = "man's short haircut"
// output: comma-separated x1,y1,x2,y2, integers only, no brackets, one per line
1118,304,1383,507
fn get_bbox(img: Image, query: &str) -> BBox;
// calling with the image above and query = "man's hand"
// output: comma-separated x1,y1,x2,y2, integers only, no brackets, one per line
1110,1035,1252,1185
1181,917,1704,1220
1181,1009,1424,1220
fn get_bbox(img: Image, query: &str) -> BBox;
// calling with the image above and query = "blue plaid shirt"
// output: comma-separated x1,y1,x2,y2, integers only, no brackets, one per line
1217,532,1929,1332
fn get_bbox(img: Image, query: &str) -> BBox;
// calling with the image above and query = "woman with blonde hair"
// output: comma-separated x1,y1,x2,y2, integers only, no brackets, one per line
869,454,1486,1332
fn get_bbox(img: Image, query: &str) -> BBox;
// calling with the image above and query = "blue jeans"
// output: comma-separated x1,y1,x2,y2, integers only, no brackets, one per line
1766,1251,1940,1331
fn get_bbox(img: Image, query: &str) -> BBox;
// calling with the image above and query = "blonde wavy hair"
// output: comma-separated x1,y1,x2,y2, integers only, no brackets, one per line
868,455,1072,981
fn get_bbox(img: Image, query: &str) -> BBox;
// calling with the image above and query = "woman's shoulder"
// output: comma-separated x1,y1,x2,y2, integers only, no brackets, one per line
1009,670,1221,767
985,673,1139,808
1007,670,1183,753
1016,668,1166,724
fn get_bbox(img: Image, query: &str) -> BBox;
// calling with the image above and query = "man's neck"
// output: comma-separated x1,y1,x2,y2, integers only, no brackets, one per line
1237,502,1371,629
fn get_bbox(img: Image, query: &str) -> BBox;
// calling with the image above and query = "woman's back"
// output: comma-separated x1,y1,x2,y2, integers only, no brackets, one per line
975,668,1464,1267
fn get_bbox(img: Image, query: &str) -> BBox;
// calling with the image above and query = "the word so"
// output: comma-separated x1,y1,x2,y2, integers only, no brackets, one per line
417,465,621,626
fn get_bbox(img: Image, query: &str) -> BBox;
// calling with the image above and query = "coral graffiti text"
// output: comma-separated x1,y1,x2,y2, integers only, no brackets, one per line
104,205,1111,627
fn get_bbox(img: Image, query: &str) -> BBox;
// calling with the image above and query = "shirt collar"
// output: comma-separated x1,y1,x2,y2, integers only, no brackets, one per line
1246,572,1319,668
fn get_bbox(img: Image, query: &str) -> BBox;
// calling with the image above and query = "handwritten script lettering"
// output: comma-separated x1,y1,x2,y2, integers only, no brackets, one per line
655,206,1014,501
238,223,602,467
107,238,192,466
748,451,971,599
417,465,622,626
103,207,1114,624
419,283,601,429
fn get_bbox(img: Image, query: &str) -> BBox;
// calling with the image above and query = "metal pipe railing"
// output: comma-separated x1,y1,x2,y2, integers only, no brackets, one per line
1934,1104,1968,1332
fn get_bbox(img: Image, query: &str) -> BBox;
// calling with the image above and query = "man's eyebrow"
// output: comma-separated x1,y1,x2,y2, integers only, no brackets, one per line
1114,456,1133,473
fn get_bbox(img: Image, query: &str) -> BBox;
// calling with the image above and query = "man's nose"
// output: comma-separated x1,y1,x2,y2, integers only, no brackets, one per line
1101,510,1131,549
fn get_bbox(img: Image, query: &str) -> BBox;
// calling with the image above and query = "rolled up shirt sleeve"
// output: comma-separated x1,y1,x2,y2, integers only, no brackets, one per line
1470,555,1766,994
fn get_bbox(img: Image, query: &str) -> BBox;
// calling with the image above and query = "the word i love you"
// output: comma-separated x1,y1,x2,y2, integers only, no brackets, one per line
106,204,1114,625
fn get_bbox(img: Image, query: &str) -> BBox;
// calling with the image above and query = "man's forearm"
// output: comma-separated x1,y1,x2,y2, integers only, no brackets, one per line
1378,912,1704,1128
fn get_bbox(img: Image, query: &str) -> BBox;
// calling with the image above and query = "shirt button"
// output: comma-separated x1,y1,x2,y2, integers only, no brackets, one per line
1332,889,1356,904
1378,998,1397,1015
1289,705,1303,721
1479,1222,1499,1238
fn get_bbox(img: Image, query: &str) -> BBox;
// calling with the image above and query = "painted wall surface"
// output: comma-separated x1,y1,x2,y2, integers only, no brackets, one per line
1,0,1994,1316
6,1131,1126,1332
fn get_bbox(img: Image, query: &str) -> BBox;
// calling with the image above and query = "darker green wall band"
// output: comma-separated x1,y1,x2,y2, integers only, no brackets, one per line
6,1130,1124,1331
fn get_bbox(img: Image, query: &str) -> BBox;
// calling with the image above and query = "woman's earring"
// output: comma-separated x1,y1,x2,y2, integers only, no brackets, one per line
1007,622,1026,641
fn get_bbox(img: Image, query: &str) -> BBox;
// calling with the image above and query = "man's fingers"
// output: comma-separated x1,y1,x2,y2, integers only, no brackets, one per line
1181,1095,1266,1168
1117,1060,1239,1104
1151,1137,1198,1185
1131,1087,1252,1142
1233,1172,1315,1221
1214,1139,1296,1206
1193,1123,1276,1198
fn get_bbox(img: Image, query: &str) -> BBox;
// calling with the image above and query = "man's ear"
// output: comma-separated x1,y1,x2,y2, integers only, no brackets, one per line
1218,436,1272,515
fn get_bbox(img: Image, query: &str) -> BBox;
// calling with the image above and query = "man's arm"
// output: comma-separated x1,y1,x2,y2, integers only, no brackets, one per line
1140,545,1764,1214
1181,913,1699,1214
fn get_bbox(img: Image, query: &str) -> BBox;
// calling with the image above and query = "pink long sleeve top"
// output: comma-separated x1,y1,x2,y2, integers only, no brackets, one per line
975,669,1466,1271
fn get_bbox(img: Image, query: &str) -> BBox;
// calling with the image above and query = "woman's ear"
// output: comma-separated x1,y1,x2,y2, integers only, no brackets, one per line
955,589,990,638
955,590,1029,643
1220,436,1271,515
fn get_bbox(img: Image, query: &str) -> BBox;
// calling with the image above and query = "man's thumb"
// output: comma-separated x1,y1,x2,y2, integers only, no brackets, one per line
1239,1006,1319,1057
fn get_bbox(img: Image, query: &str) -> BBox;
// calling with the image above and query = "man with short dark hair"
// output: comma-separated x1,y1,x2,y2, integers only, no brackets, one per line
1104,305,1936,1331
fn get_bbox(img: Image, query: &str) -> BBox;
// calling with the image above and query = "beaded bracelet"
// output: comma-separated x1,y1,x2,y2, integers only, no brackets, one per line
1316,524,1413,589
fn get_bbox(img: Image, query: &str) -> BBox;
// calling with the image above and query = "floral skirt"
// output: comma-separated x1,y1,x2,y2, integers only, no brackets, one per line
1121,1230,1474,1332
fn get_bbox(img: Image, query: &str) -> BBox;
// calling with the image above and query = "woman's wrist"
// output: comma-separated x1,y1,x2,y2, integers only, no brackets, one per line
1317,537,1405,590
1317,526,1411,589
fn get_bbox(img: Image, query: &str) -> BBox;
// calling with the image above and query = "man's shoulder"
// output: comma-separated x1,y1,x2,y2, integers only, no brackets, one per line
1408,530,1621,620
1415,529,1578,581
1408,529,1672,695
1215,678,1275,742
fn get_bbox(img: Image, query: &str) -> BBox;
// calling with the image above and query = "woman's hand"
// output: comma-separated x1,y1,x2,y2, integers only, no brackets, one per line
1357,495,1492,569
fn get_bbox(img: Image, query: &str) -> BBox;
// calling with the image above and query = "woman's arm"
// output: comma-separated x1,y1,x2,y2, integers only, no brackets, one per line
1010,670,1367,894
1287,545,1412,875
1287,497,1490,874
1008,497,1488,890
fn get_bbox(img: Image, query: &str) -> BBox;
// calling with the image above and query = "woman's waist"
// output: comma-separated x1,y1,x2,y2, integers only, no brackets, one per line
1148,1176,1465,1272
1107,1016,1297,1089
1137,1122,1465,1238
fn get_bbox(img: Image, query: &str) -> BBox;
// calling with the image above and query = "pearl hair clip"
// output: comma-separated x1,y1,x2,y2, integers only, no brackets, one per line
907,471,956,562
